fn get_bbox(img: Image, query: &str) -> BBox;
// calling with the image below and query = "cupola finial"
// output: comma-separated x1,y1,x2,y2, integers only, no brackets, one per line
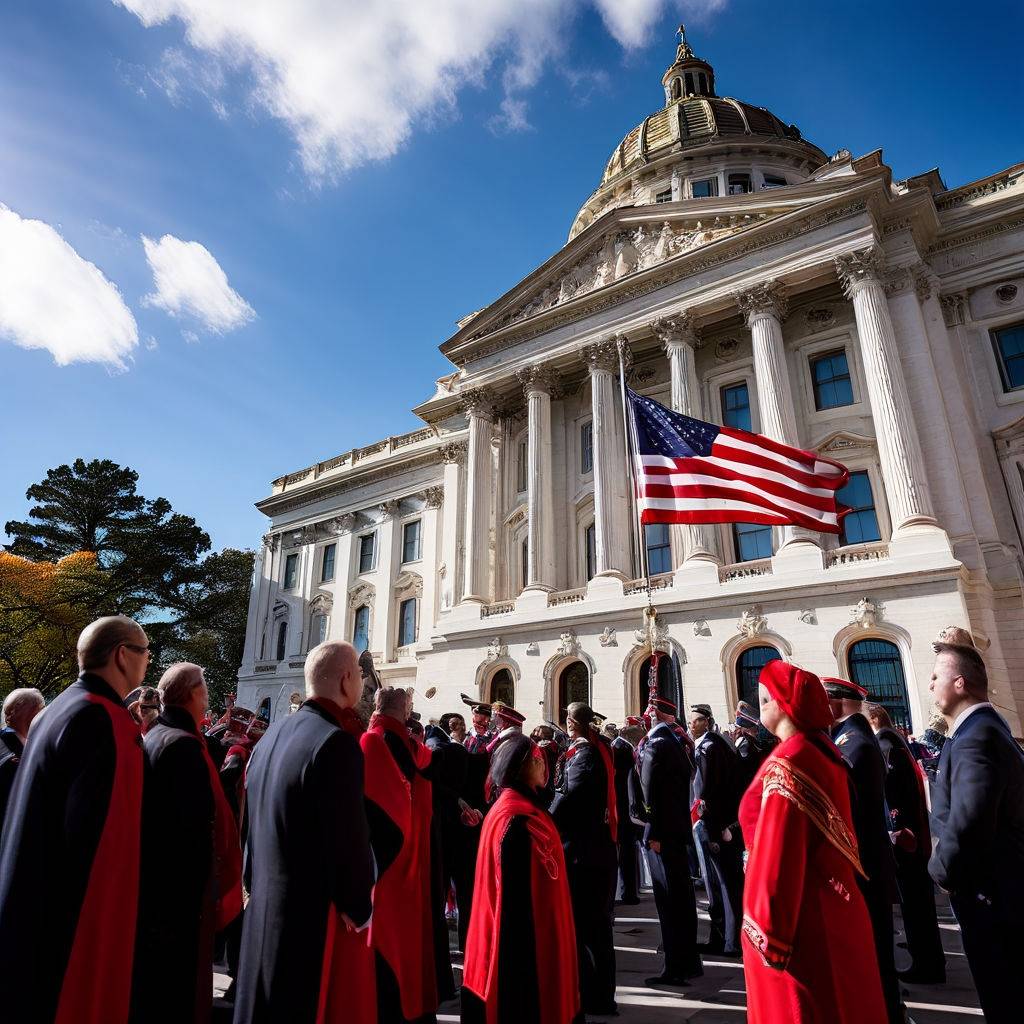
662,26,715,103
676,23,694,62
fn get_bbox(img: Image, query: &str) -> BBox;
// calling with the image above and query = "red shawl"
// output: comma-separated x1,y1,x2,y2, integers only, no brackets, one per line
54,696,143,1024
464,788,579,1024
360,715,436,1021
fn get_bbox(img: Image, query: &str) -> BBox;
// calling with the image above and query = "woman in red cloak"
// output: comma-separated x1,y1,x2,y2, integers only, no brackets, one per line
462,734,579,1024
740,660,885,1024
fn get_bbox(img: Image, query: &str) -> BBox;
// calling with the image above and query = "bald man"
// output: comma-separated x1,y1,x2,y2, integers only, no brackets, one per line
0,615,149,1024
233,641,374,1024
0,687,44,827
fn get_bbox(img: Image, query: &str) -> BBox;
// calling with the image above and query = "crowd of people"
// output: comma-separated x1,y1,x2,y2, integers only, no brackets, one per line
0,615,1021,1024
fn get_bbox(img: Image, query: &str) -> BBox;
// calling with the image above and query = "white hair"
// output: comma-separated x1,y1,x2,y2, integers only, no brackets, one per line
3,688,45,728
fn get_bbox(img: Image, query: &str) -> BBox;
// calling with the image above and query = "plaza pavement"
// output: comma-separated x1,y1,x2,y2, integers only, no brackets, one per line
214,887,982,1022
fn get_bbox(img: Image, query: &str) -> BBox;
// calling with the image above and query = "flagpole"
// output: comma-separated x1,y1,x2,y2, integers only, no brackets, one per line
616,336,653,613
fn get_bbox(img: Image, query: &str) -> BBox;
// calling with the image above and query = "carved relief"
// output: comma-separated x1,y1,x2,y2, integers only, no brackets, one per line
331,513,357,535
736,605,768,638
693,619,712,637
598,626,618,648
486,637,509,661
714,337,740,362
439,441,468,465
422,486,444,509
798,609,817,625
804,307,835,329
393,571,423,598
526,642,540,655
851,597,880,628
262,532,279,552
348,582,375,610
557,628,582,658
377,499,401,521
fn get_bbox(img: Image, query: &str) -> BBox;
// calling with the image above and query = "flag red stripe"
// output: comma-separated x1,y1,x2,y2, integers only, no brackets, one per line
719,425,848,477
641,486,839,528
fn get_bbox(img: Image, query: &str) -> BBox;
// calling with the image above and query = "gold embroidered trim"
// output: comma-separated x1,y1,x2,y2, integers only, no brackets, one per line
741,913,792,969
761,756,865,877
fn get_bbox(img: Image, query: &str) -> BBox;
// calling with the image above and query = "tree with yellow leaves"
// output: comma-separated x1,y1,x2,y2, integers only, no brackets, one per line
0,551,109,700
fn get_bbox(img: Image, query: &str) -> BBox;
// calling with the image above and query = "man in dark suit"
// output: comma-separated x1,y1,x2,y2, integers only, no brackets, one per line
0,688,44,829
689,704,743,956
550,701,618,1016
928,627,1024,1024
233,641,374,1023
611,725,642,904
639,695,702,987
867,703,945,984
825,677,902,1024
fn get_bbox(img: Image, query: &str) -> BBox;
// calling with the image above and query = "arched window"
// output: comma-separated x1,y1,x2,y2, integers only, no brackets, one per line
489,668,515,707
276,621,288,661
849,639,911,730
557,661,591,725
737,645,780,709
697,71,708,95
684,71,695,95
671,77,682,101
638,653,677,714
353,605,370,654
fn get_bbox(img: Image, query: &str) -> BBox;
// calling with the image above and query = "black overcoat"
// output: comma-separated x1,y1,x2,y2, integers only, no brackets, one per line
232,700,374,1024
639,722,692,846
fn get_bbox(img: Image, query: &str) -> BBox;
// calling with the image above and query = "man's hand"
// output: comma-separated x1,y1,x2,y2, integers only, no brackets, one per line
458,799,483,827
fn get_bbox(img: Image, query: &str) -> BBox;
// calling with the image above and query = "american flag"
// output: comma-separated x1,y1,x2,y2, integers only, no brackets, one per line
627,388,850,533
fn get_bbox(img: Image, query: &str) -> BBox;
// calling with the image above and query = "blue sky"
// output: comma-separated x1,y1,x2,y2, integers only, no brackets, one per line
2,0,1021,553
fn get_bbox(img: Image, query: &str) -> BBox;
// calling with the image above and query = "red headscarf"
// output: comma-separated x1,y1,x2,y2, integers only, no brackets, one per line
759,660,833,732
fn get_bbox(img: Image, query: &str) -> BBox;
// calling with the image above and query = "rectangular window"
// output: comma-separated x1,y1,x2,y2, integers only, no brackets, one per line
721,382,752,432
812,349,855,410
837,471,882,545
585,523,597,581
402,520,421,563
580,421,594,475
398,598,417,647
311,613,328,648
727,173,752,195
733,522,773,562
691,177,718,199
283,552,298,590
762,174,787,189
358,533,376,573
655,188,673,204
516,439,528,493
521,539,529,590
320,543,336,582
992,322,1024,391
645,523,672,575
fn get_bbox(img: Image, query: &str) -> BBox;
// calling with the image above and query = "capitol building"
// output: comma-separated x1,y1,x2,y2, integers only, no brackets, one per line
237,32,1024,738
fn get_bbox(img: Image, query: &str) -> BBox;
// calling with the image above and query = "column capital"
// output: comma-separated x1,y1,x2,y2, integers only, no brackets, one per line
735,280,789,325
457,387,497,420
940,292,968,327
330,513,357,535
835,247,886,298
582,339,620,375
261,532,280,552
516,364,560,398
422,486,444,509
377,499,401,521
438,440,468,465
651,312,701,350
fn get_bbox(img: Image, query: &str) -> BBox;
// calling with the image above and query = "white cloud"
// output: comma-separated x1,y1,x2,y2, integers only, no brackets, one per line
0,205,138,369
142,233,255,334
114,1,727,180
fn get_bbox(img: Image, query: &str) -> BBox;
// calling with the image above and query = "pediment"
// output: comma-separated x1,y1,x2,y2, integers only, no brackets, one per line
815,430,876,456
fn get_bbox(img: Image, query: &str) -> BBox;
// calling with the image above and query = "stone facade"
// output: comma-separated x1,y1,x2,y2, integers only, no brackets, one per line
237,36,1024,738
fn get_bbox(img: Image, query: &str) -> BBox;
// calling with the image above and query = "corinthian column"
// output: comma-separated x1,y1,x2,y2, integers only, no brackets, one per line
517,365,558,591
460,389,496,603
651,314,719,570
736,281,820,556
583,340,631,580
836,248,937,534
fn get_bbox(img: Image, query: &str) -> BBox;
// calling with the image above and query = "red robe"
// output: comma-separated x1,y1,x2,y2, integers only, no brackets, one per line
464,788,579,1024
739,732,885,1024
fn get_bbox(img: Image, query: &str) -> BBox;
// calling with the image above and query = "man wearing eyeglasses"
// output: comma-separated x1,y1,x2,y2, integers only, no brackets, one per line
0,615,149,1024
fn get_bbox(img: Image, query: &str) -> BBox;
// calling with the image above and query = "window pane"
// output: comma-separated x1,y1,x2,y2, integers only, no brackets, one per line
812,350,854,410
321,544,336,582
402,520,421,563
353,606,370,654
655,188,673,204
733,521,773,561
737,646,780,708
284,553,298,589
993,324,1024,391
849,640,911,730
837,470,881,545
359,533,375,573
721,383,751,431
490,668,515,707
762,174,787,188
581,422,594,474
558,661,591,724
516,441,528,492
691,178,717,199
312,614,327,647
727,174,751,195
276,621,288,660
399,598,417,647
585,524,597,580
645,522,672,575
521,539,529,589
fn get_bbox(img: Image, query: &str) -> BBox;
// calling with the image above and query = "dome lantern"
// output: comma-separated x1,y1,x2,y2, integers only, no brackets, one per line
662,24,715,103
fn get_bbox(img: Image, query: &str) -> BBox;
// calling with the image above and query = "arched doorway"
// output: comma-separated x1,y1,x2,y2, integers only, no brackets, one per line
737,646,781,710
487,667,515,707
636,654,677,714
557,660,591,725
849,639,911,730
